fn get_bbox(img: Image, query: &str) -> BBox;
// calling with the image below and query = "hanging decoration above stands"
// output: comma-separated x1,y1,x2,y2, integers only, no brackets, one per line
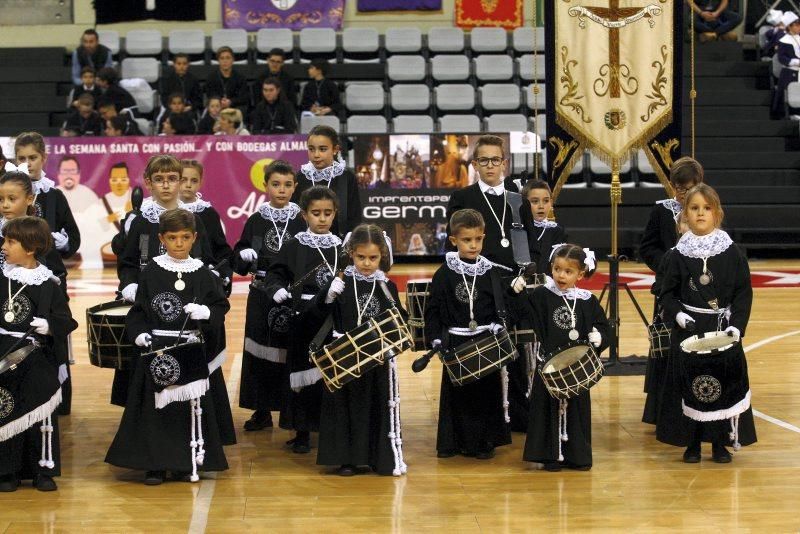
455,0,523,29
222,0,345,30
94,0,205,23
357,0,441,11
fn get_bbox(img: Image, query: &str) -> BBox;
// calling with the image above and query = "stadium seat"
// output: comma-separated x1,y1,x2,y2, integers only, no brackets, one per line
347,115,388,134
393,114,434,133
385,27,423,54
485,113,528,132
470,28,508,53
255,28,293,54
431,55,471,81
387,55,426,82
428,27,465,54
440,114,481,133
390,84,430,112
525,84,547,110
636,149,663,187
518,54,546,81
480,84,521,111
119,79,158,114
299,28,337,60
168,30,206,57
513,27,545,54
211,29,249,63
474,55,514,82
121,58,160,83
342,28,380,61
124,30,163,57
300,114,340,134
97,30,120,57
434,84,475,111
589,154,635,188
345,83,385,112
532,112,546,144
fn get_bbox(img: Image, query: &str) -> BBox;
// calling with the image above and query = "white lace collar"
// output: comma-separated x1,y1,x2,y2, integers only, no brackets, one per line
31,175,56,195
344,265,387,282
675,229,733,258
296,231,341,249
0,218,6,238
533,219,558,229
656,198,682,221
2,262,53,286
445,251,493,276
141,198,186,224
182,193,212,213
543,275,592,300
152,254,204,273
300,156,346,185
258,202,301,222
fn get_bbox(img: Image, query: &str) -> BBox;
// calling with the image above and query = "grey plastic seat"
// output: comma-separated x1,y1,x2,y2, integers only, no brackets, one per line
513,27,545,53
531,112,546,142
121,58,160,83
211,29,248,54
390,84,430,112
485,113,528,132
125,30,163,57
98,30,120,57
434,84,475,111
256,28,293,54
343,28,380,54
347,115,388,134
300,114,340,134
168,30,205,55
387,55,426,82
518,54,546,81
474,55,514,81
525,84,547,110
345,83,385,112
470,28,508,53
590,154,635,188
393,115,434,133
133,118,154,136
385,27,422,54
431,55,470,81
480,84,521,111
440,114,481,133
299,28,337,55
428,27,465,54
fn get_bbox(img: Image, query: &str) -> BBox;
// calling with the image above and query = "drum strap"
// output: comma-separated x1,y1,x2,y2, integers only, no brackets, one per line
139,234,150,269
289,244,308,314
489,269,508,324
505,191,532,266
309,314,334,354
378,280,395,306
44,192,57,230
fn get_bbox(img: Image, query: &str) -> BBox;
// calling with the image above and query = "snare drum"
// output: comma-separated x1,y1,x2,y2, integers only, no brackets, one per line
647,321,671,359
405,279,431,351
680,331,738,355
508,326,537,345
441,329,517,387
86,301,135,370
539,341,604,399
311,308,412,392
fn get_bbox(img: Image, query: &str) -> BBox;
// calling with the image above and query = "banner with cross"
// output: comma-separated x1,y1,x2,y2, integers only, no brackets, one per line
544,0,683,190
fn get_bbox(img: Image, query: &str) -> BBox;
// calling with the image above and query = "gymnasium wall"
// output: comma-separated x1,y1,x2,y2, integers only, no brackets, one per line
0,0,539,49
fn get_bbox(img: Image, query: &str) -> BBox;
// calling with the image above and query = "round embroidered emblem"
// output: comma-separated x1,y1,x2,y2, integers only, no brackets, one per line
2,294,32,325
151,292,183,322
552,305,573,330
315,266,334,288
0,387,13,419
692,375,722,404
454,280,475,304
149,352,181,387
357,294,380,319
267,305,292,333
264,228,292,253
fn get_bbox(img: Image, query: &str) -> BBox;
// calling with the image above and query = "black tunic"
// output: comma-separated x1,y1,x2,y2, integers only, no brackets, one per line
528,221,568,277
292,166,362,237
32,178,81,260
264,232,342,433
424,254,513,455
205,69,249,110
105,258,231,473
251,99,297,134
182,198,234,289
656,232,756,448
299,78,341,114
159,70,203,112
233,203,305,414
522,281,609,467
316,270,407,475
257,69,298,105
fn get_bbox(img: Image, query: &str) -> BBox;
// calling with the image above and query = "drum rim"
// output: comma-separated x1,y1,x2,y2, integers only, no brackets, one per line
86,300,133,314
680,330,739,354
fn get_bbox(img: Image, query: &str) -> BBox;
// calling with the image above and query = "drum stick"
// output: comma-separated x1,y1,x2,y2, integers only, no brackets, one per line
0,326,37,361
411,347,440,373
177,298,198,341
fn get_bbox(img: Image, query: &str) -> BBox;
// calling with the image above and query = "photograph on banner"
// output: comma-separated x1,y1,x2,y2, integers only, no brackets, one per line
388,134,429,189
351,135,390,188
430,133,510,186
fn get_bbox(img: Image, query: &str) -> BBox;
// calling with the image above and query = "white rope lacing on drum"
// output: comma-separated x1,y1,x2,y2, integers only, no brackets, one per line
387,356,407,476
38,415,55,469
188,398,204,482
557,399,569,462
729,414,741,451
501,366,510,423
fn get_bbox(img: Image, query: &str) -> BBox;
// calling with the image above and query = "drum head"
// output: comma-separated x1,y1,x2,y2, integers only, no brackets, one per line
543,345,590,374
0,345,36,375
680,331,737,354
88,301,133,317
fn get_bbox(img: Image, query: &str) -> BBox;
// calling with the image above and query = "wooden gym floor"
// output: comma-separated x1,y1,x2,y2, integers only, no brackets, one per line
1,260,800,533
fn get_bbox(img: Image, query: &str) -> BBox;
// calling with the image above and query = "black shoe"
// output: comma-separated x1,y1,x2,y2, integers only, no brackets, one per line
543,462,562,472
437,450,457,458
33,475,57,492
683,443,701,463
337,464,356,477
475,448,495,460
144,470,166,485
0,474,18,492
712,443,732,463
564,462,591,471
171,471,191,482
244,410,273,431
291,432,311,454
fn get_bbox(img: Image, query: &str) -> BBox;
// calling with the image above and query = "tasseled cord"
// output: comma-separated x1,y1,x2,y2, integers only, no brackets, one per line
557,398,569,462
525,341,539,399
729,414,741,451
501,366,510,423
189,398,205,483
38,415,55,470
387,357,407,476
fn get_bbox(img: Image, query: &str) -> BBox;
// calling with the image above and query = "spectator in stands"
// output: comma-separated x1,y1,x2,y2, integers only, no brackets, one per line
216,108,250,135
96,67,137,112
161,112,196,136
160,53,203,113
62,93,104,137
158,92,188,134
763,10,785,58
98,98,142,135
251,78,297,134
71,28,113,86
0,147,6,179
197,96,222,135
258,48,298,105
205,46,249,112
773,12,800,119
686,0,742,42
69,67,102,110
300,59,341,117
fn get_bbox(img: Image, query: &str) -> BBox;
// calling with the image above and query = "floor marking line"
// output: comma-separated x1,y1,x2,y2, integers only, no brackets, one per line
188,479,216,534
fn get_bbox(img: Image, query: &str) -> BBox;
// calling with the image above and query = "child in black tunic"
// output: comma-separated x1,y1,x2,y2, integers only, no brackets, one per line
656,184,755,464
234,160,306,431
264,186,342,454
523,244,609,471
291,125,362,237
426,209,516,460
640,157,703,425
106,209,230,485
316,224,407,477
521,179,567,278
0,217,77,492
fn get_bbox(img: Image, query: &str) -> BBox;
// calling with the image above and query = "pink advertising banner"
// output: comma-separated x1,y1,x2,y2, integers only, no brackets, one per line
40,134,309,269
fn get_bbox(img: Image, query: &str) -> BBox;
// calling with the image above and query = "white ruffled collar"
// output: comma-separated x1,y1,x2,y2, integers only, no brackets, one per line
152,254,204,273
141,198,186,224
533,219,558,229
182,193,212,213
675,229,733,258
656,198,682,221
344,265,387,282
445,251,493,276
258,202,301,222
296,231,341,249
31,175,56,195
544,275,592,300
2,262,53,286
300,156,346,185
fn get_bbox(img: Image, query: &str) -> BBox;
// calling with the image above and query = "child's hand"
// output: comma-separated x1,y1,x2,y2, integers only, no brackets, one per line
273,288,291,304
511,276,526,294
135,333,152,347
52,230,69,252
724,326,741,342
325,277,345,304
121,283,138,303
183,303,211,321
588,327,601,347
676,312,695,330
239,248,258,263
30,317,50,335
